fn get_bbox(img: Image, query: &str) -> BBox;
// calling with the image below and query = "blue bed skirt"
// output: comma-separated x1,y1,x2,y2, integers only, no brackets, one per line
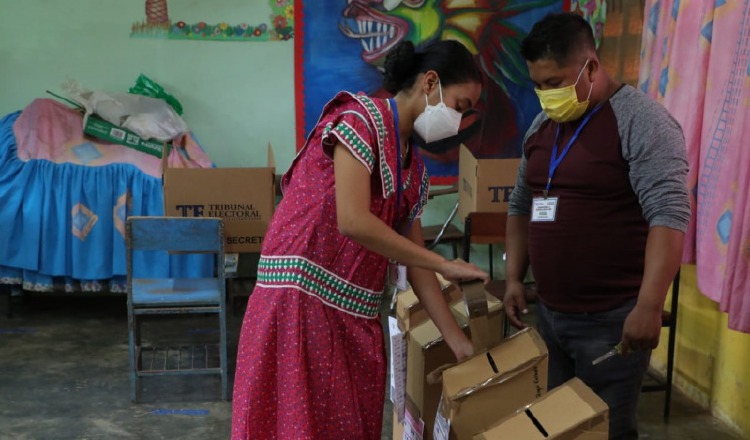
0,111,212,293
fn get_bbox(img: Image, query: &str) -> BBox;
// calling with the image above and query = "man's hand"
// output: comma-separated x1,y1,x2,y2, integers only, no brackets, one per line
503,280,529,330
621,302,663,356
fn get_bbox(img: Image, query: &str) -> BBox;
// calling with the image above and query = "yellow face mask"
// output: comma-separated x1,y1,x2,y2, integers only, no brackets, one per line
535,59,593,123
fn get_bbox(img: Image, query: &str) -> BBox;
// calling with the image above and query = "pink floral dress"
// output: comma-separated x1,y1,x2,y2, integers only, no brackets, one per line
231,92,428,440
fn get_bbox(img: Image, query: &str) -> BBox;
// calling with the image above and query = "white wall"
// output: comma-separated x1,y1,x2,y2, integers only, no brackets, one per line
0,0,296,169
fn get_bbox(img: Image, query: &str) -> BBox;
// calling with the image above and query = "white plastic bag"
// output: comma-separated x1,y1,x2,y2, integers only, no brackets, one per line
64,81,189,141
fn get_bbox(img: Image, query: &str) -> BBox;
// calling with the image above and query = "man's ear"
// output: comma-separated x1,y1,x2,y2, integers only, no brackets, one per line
587,57,599,82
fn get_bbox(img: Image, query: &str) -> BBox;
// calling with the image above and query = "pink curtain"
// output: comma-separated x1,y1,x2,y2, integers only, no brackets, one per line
639,0,750,332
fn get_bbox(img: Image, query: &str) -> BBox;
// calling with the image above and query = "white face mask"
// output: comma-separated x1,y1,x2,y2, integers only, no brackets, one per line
413,82,462,143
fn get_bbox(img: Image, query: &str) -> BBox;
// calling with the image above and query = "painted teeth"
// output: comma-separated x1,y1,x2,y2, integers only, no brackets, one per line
354,19,396,52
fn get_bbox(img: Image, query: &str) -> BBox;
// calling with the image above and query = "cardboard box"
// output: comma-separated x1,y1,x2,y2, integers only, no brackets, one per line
84,114,166,158
393,404,432,440
163,144,276,253
389,316,408,422
473,378,608,440
450,293,505,349
393,407,405,440
458,144,521,220
391,274,462,430
434,328,548,440
406,291,504,440
396,274,461,331
407,310,469,440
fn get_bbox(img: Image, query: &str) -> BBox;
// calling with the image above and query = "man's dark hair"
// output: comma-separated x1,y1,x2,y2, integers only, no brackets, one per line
521,12,596,66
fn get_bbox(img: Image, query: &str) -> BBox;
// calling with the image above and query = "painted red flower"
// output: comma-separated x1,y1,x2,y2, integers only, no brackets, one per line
176,21,186,29
274,15,287,29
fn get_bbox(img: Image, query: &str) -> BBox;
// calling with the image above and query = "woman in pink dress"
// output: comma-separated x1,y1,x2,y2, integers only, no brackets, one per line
232,40,487,440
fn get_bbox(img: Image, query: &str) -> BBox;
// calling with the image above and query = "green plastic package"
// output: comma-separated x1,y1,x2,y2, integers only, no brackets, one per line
128,74,184,115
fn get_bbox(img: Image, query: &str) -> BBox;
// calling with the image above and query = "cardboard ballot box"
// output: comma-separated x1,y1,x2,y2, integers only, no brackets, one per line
390,273,461,439
457,144,521,221
450,294,505,350
433,327,549,440
396,274,461,331
162,144,275,253
403,285,505,440
473,378,608,440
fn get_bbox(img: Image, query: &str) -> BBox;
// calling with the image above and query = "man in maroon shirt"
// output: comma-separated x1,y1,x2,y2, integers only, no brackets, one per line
504,13,690,440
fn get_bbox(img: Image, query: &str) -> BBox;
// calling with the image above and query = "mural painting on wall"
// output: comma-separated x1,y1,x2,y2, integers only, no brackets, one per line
571,0,607,48
131,0,294,41
295,0,602,183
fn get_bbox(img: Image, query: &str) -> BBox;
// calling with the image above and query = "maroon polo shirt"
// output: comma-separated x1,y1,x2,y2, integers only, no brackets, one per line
524,102,649,313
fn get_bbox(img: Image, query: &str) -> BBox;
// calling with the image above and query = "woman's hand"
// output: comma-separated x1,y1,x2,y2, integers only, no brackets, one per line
437,259,489,285
446,329,475,362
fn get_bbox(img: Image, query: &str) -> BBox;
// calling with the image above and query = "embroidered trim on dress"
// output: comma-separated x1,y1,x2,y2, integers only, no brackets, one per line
324,119,375,173
256,255,382,318
353,94,395,200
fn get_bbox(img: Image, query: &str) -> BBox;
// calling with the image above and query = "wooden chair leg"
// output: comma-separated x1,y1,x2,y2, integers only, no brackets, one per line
462,217,473,262
664,269,681,420
488,244,494,280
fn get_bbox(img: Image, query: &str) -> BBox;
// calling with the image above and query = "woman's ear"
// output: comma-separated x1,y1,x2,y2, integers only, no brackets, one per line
421,70,439,94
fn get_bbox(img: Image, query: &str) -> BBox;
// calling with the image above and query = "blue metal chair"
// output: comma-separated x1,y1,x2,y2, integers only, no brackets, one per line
126,216,228,402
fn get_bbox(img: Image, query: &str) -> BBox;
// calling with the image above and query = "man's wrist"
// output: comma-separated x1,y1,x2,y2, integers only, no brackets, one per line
635,295,665,313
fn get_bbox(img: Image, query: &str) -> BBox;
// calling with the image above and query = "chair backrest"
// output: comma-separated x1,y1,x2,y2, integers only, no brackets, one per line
462,212,508,262
464,212,508,243
126,216,224,253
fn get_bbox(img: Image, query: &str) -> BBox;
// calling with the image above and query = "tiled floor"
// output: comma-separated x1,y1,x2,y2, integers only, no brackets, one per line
0,292,743,439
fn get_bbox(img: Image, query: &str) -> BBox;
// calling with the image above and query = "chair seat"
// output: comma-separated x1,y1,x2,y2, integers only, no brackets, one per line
470,234,505,245
423,224,463,243
132,278,222,306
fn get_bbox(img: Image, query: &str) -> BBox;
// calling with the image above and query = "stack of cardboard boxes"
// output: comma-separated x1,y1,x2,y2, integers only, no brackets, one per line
390,279,609,440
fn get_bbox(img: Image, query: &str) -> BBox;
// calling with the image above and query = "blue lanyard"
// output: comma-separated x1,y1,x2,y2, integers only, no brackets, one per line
390,98,424,236
403,161,425,236
390,98,404,213
545,104,604,198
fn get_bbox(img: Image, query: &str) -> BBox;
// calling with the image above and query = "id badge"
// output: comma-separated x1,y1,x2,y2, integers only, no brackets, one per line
531,197,559,222
388,261,408,291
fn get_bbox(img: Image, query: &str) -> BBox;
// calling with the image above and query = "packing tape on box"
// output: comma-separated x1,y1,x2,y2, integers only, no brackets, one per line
460,280,491,352
424,281,492,386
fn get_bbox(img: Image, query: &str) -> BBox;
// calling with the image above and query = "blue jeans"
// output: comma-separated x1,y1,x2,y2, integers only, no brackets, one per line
536,299,651,440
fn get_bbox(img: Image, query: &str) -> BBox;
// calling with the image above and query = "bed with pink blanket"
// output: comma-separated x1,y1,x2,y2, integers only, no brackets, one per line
0,98,214,293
